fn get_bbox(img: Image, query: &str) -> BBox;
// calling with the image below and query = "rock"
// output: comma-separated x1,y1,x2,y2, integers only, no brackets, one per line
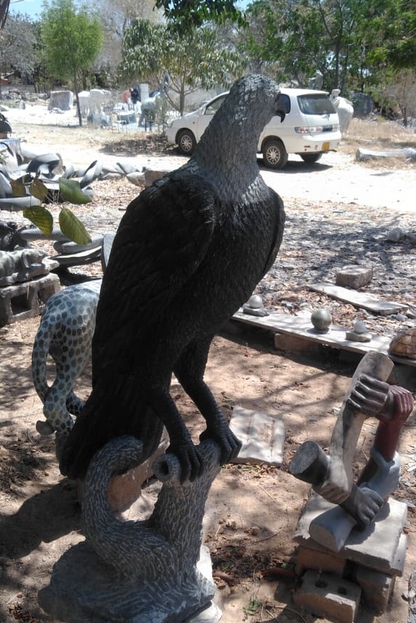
386,227,405,243
345,329,372,342
336,265,373,289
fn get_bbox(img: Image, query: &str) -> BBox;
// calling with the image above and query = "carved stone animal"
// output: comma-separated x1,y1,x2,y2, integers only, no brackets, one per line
32,280,102,436
60,74,286,482
0,246,48,284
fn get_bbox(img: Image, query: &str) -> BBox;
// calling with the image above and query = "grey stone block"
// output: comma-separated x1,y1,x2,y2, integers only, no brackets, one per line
294,569,361,623
229,406,284,465
0,273,60,326
336,265,373,289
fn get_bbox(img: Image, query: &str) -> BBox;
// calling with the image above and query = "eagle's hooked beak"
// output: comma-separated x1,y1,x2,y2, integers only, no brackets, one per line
276,94,286,123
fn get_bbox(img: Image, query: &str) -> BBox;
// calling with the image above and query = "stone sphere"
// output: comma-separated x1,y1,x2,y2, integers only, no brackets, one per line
311,308,332,332
353,320,368,334
248,295,263,309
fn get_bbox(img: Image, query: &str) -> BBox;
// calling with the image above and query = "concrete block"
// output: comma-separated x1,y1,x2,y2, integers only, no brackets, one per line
354,566,395,613
0,273,60,326
295,544,346,577
229,406,284,466
294,570,361,623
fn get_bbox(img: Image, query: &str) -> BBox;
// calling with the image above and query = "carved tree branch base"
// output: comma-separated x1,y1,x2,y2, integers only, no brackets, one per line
39,437,222,623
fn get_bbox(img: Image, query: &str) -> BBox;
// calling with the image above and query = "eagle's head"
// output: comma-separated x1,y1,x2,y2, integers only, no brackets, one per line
194,74,284,180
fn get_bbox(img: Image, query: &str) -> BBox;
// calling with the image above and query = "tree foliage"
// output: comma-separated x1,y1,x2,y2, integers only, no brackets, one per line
92,0,160,84
154,0,246,32
40,0,103,124
121,19,243,113
0,13,38,84
365,0,416,70
239,0,416,94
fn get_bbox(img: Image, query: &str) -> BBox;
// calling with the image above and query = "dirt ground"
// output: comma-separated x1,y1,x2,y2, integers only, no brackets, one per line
1,104,416,623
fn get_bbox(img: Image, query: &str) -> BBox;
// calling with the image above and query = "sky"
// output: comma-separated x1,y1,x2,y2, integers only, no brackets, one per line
9,0,43,19
9,0,250,21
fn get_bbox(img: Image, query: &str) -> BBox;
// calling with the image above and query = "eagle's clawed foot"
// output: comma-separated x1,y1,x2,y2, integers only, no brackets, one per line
199,422,242,466
167,439,203,484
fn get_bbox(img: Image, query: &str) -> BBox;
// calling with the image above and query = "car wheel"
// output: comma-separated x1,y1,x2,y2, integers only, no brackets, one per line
300,153,323,163
262,139,288,170
177,129,196,155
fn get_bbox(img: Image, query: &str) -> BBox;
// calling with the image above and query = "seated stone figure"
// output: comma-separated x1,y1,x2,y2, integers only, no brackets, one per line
32,280,102,436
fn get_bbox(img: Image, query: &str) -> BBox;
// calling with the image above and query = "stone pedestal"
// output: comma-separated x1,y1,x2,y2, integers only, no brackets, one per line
293,491,408,618
39,438,222,623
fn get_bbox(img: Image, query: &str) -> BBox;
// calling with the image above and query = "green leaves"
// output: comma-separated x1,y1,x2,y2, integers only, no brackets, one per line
13,173,92,244
59,178,92,204
59,208,91,245
23,206,54,236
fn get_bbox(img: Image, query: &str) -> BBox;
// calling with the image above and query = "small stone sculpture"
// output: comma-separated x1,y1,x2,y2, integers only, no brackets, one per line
0,247,56,286
32,280,102,437
389,326,416,359
345,320,372,342
311,308,332,333
290,351,413,550
243,294,269,317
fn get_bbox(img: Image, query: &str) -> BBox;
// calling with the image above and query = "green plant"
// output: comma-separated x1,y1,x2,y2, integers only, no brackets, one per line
243,594,262,617
11,175,91,244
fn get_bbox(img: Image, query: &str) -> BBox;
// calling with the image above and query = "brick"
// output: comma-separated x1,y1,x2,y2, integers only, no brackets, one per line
295,544,346,577
354,566,395,614
0,273,60,326
294,570,361,623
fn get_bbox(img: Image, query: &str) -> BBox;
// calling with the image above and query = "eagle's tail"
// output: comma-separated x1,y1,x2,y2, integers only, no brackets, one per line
59,378,164,481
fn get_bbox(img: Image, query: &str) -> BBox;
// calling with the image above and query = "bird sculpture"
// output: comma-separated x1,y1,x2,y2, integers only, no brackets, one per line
60,74,286,482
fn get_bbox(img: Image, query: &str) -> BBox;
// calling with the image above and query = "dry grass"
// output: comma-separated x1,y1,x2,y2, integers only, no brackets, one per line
341,117,416,152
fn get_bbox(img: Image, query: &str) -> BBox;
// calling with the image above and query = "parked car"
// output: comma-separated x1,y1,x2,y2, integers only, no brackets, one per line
165,87,342,169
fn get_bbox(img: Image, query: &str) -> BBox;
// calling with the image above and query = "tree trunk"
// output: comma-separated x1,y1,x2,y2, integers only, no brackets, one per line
73,71,83,127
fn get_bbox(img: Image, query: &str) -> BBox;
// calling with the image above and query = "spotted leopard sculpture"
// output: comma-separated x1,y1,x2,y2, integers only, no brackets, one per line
32,280,102,436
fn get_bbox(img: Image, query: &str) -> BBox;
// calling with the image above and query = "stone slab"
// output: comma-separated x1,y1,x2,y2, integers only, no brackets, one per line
294,492,408,575
294,569,361,623
309,282,408,315
0,273,60,326
231,310,416,368
229,406,284,466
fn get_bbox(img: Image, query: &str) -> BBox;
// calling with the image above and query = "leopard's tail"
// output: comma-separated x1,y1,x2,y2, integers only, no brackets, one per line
31,316,53,404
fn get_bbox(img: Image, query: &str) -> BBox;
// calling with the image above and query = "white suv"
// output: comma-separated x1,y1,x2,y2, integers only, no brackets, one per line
165,87,342,169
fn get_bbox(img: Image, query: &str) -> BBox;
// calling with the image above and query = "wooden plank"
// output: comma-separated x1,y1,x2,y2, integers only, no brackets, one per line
308,283,408,316
232,310,416,367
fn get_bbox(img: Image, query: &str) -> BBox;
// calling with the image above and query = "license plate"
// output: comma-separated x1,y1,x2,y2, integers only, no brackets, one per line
322,141,330,152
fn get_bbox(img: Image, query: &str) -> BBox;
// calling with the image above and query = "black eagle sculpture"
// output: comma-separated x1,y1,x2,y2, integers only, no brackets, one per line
60,74,286,482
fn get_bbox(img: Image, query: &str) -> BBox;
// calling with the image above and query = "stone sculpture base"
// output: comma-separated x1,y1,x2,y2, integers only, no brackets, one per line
38,541,216,623
39,438,222,623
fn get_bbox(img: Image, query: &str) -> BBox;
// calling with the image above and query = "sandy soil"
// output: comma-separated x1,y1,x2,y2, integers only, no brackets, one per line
1,102,416,623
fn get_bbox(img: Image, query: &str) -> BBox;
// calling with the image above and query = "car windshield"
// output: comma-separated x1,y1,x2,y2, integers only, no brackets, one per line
205,96,226,115
297,95,335,115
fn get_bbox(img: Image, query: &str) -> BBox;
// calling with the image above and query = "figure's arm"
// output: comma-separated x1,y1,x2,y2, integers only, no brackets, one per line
315,354,394,504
